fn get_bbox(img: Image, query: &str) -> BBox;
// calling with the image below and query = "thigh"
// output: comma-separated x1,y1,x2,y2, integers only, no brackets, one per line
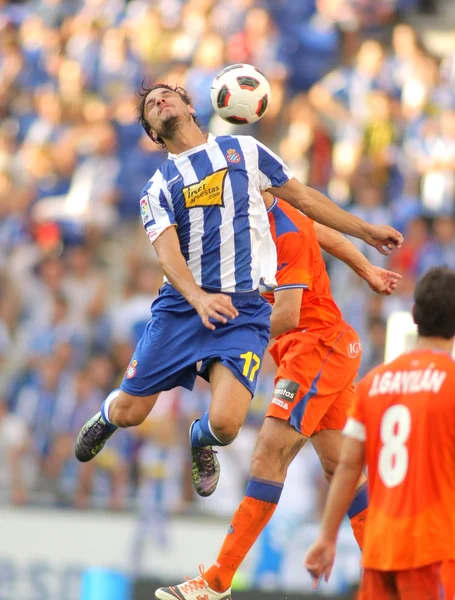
208,362,254,434
265,338,325,436
359,569,398,600
306,327,360,436
200,294,271,396
266,328,358,437
120,288,202,397
396,564,443,600
314,380,357,435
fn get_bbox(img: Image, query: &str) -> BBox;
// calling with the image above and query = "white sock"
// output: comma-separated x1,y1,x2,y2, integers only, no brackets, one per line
102,389,120,426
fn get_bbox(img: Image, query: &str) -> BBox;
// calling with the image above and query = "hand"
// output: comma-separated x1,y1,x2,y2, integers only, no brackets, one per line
363,225,403,256
304,538,336,589
364,265,402,295
191,290,239,330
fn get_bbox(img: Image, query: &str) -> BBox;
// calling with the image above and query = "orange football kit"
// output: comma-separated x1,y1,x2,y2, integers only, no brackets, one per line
345,349,455,599
264,198,362,437
195,198,366,594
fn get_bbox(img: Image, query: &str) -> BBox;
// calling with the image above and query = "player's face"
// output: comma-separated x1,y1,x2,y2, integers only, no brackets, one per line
144,88,194,140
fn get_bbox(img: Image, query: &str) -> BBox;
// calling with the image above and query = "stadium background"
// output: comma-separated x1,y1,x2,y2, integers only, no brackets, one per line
0,0,454,598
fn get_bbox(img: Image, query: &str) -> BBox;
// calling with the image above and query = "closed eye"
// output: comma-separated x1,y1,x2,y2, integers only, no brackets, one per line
146,91,175,110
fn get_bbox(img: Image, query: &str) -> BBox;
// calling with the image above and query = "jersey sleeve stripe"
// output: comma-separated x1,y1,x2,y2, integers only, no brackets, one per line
142,173,176,244
158,189,176,224
256,140,292,189
166,162,191,262
274,284,309,291
343,417,366,442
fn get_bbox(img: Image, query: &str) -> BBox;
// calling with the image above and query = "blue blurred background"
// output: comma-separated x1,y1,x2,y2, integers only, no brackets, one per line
0,0,454,597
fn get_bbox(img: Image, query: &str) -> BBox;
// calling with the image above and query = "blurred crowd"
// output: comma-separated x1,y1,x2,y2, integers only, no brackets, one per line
0,0,454,538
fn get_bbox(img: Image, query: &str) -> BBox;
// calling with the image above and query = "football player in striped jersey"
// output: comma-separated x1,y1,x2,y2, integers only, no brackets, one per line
75,84,402,505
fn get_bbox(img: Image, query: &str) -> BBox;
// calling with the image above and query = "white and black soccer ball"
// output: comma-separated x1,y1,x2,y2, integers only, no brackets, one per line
210,64,271,125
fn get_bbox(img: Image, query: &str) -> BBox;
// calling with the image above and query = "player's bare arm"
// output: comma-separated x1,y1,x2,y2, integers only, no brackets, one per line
304,436,365,587
152,226,239,330
314,223,402,295
269,288,303,339
267,178,403,255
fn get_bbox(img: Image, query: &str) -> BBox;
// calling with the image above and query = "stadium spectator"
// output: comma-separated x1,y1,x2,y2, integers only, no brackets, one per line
0,399,30,505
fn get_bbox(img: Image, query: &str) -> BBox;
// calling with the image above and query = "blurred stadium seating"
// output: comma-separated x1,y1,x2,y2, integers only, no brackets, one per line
0,0,454,597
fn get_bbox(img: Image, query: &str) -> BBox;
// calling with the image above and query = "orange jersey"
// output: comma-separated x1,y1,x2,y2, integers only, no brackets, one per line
265,198,343,334
345,349,455,571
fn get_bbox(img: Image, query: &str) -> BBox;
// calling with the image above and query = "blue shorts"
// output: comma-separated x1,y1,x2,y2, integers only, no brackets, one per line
120,284,271,397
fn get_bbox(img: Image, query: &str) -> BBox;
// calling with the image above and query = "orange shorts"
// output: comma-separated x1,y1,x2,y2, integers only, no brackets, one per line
359,564,445,600
266,324,361,437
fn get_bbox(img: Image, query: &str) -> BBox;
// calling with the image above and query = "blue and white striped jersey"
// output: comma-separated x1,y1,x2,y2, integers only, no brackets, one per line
140,134,292,293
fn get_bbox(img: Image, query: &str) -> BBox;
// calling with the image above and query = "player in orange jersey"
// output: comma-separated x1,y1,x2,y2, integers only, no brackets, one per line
155,193,401,600
305,266,455,600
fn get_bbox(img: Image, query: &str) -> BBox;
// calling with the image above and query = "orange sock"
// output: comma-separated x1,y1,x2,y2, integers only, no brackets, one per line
205,478,282,592
350,508,367,549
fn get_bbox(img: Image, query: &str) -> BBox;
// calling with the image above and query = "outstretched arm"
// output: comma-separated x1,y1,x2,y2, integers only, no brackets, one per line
267,178,403,256
314,223,402,295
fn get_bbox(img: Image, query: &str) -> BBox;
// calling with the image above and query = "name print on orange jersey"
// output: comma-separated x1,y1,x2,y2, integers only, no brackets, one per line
368,365,447,396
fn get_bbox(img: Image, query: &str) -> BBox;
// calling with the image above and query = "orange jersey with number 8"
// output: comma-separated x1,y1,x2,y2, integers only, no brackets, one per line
345,349,455,571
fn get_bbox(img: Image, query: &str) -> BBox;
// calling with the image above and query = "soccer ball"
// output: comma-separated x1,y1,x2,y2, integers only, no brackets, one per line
211,64,271,125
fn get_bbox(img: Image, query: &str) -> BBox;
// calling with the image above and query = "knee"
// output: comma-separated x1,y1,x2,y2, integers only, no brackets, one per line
111,402,147,428
209,416,242,445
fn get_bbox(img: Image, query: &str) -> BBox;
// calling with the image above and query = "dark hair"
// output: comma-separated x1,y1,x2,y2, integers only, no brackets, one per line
413,266,455,339
136,82,199,149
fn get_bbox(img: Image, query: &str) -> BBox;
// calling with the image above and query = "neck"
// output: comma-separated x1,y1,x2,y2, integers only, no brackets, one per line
164,121,207,155
414,336,454,355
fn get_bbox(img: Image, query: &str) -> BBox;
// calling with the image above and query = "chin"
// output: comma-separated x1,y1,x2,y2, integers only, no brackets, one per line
156,114,181,139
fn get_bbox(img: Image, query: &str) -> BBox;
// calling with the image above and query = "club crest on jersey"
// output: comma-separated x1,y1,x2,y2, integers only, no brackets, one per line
183,168,228,209
126,359,137,379
226,148,241,163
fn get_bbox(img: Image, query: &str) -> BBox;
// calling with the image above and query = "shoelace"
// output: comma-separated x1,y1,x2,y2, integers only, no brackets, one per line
87,418,109,441
180,565,208,594
198,448,218,473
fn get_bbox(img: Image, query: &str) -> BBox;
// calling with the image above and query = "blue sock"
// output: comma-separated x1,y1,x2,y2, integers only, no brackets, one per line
347,481,368,518
245,476,283,504
190,412,232,447
100,390,119,431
